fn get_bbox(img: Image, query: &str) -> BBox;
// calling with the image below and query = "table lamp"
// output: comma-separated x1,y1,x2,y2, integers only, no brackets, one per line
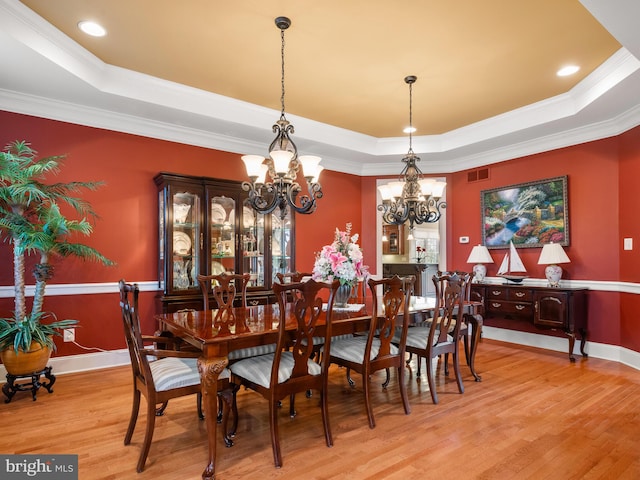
537,243,570,287
466,245,493,283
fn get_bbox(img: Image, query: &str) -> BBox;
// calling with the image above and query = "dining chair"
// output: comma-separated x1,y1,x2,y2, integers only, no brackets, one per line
400,272,468,404
118,280,238,473
436,270,476,378
197,272,250,313
326,275,413,429
228,278,340,468
275,271,312,284
276,270,340,398
197,272,277,362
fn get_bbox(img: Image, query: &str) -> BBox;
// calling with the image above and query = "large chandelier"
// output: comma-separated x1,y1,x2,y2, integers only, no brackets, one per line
377,76,446,236
242,16,323,217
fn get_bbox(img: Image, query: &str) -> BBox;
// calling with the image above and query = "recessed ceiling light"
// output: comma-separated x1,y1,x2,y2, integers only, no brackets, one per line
403,126,416,134
78,21,106,37
557,65,580,77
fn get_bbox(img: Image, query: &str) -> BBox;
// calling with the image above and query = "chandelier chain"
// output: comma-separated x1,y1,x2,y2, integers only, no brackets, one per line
408,80,413,153
280,25,286,120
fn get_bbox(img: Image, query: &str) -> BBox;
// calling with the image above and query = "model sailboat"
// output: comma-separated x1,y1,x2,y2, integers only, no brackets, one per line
497,241,528,283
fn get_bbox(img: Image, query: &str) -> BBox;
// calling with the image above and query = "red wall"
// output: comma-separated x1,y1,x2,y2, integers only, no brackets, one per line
445,137,623,347
618,127,640,351
0,111,363,354
2,109,640,356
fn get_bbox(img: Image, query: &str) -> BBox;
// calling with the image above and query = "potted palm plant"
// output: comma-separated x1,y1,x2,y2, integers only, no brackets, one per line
0,140,114,375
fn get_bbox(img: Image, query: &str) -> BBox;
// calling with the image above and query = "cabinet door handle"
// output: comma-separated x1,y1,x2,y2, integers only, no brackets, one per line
491,290,502,296
249,300,259,306
515,292,525,297
516,305,525,310
491,302,502,308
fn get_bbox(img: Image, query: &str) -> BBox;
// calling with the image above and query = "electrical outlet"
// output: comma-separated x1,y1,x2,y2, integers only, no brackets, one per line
63,328,75,342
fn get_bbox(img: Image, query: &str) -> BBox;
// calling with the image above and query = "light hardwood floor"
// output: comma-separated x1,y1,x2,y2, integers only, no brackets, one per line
2,339,640,479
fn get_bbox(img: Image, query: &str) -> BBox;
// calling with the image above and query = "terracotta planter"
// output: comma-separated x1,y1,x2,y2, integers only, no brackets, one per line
1,341,52,376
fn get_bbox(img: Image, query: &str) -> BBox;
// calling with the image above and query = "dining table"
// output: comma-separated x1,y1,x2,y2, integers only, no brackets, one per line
155,295,483,479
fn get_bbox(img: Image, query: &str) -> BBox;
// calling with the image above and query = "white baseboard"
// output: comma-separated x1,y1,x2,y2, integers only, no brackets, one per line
3,329,640,380
483,326,640,370
0,348,130,379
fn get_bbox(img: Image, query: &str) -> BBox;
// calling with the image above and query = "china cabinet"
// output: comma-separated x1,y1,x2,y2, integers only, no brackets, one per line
154,173,295,312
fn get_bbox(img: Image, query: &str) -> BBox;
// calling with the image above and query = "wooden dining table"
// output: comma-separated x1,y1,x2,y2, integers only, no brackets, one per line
155,296,483,479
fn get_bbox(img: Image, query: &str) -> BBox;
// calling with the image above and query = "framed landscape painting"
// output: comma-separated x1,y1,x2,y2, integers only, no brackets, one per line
481,175,569,249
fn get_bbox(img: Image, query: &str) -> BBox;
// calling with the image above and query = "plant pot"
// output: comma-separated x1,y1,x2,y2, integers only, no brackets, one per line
1,341,51,376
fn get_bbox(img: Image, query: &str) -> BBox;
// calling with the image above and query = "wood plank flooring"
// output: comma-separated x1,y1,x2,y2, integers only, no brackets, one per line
2,339,640,479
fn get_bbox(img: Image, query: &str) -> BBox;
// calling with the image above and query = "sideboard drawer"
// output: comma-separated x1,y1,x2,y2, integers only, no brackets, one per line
487,288,508,299
487,300,533,317
508,288,532,301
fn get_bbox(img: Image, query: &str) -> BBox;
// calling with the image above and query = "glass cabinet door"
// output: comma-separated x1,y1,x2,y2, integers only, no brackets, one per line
241,200,265,288
156,173,297,312
167,188,201,293
210,195,236,277
271,210,293,283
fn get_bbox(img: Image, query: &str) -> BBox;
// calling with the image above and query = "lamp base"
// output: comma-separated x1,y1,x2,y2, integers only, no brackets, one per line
472,264,487,283
545,264,563,287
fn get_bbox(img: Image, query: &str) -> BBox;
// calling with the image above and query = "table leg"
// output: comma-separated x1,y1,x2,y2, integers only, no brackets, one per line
197,355,228,480
467,313,483,382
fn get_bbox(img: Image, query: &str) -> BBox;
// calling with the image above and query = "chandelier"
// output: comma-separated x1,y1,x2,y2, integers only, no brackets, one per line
377,76,446,236
242,16,323,217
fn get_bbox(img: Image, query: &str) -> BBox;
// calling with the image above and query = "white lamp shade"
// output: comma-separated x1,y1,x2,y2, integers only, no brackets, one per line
466,245,494,264
378,184,394,201
537,243,570,265
431,181,447,198
298,155,322,180
419,178,435,196
310,165,324,184
388,181,405,199
256,164,268,184
270,149,294,174
241,155,266,178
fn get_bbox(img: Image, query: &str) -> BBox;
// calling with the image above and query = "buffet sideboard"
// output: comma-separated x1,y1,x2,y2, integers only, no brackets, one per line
471,283,588,362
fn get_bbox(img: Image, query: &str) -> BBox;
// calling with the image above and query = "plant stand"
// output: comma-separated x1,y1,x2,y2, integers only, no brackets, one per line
3,366,55,403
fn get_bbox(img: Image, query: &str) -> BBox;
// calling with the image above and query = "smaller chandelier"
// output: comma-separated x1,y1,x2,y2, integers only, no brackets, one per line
377,75,446,235
242,16,323,217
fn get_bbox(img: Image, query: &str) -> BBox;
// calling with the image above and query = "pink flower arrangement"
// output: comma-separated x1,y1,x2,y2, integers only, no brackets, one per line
312,223,368,286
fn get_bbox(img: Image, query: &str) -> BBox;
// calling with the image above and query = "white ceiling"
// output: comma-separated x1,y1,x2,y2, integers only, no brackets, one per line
1,0,640,176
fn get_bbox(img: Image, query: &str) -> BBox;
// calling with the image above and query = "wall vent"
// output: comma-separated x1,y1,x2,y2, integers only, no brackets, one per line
467,167,489,183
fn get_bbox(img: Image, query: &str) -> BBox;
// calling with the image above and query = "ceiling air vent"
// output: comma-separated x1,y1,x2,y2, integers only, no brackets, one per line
467,167,489,183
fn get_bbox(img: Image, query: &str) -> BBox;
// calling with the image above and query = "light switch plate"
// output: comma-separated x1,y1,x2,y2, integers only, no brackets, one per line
459,236,469,244
624,238,633,250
